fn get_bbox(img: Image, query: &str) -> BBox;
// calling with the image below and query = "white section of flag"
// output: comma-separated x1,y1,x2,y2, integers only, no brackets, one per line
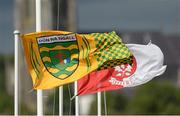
121,42,167,87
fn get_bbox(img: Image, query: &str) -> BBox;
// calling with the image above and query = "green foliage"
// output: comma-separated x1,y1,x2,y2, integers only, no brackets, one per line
0,93,13,114
126,81,180,115
0,55,13,114
105,91,128,115
0,56,5,92
0,55,13,92
89,81,180,115
0,55,31,114
20,104,35,115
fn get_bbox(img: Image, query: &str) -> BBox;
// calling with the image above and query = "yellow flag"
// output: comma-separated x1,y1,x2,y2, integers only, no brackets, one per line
21,30,132,89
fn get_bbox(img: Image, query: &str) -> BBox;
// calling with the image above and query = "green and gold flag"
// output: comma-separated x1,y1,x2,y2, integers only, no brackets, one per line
21,30,132,89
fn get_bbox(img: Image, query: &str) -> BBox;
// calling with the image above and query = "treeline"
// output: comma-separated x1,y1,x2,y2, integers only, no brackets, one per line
0,55,13,114
90,81,180,115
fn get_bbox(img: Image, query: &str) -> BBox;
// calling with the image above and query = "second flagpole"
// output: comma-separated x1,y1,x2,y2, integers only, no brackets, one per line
97,92,101,116
75,81,79,116
56,0,63,115
14,30,20,116
59,86,63,116
36,0,43,115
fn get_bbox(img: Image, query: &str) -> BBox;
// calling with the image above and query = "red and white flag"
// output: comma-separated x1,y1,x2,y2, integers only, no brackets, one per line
77,42,167,96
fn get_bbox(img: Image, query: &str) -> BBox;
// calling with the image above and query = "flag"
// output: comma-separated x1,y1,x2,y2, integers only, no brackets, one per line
21,30,133,89
77,42,167,96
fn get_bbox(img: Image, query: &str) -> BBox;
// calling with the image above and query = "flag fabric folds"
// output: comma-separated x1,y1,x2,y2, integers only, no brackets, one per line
77,42,167,96
21,31,132,89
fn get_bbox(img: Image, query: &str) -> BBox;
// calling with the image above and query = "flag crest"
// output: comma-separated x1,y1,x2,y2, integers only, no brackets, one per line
37,34,79,79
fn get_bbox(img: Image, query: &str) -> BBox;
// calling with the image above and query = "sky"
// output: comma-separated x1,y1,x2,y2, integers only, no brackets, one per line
0,0,14,55
0,0,180,55
77,0,180,33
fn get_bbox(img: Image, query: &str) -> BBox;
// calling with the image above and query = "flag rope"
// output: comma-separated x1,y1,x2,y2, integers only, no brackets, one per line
53,88,56,115
103,92,107,115
75,81,79,115
97,92,101,116
68,84,72,115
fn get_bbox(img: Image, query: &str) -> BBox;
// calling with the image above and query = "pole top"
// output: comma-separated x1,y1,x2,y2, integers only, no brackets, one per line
14,30,20,35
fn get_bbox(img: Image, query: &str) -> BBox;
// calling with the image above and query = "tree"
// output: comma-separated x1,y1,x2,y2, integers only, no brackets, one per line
126,81,180,115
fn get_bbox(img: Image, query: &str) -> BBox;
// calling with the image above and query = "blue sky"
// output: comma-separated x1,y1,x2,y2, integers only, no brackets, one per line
77,0,180,33
0,0,180,54
0,0,14,55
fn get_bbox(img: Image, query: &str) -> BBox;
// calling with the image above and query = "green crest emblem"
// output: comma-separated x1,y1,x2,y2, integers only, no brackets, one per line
37,34,79,80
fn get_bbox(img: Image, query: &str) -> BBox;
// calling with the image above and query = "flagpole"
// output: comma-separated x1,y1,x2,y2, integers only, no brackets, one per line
14,30,20,116
75,81,79,116
59,86,63,116
97,92,101,116
56,0,63,115
36,0,43,115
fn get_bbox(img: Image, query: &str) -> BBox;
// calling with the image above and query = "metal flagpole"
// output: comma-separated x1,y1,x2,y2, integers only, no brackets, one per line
36,0,43,115
75,81,79,116
59,86,63,116
97,92,101,116
14,30,20,116
56,0,63,115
